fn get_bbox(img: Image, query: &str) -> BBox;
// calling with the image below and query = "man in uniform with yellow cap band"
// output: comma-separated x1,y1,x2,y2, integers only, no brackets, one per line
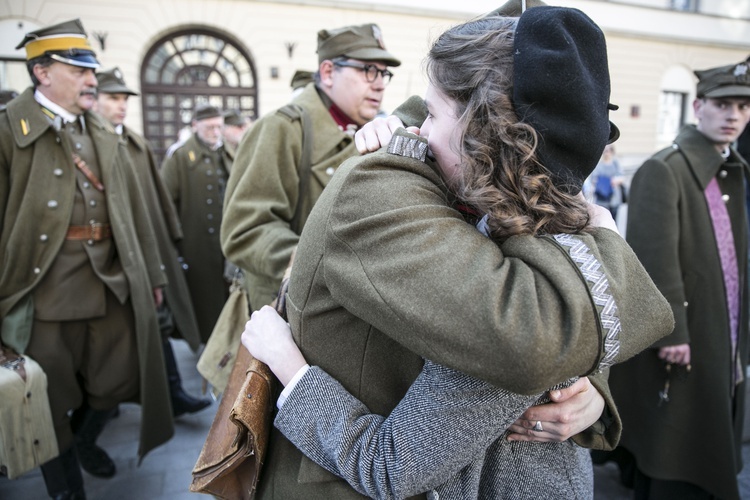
221,23,401,312
0,19,173,499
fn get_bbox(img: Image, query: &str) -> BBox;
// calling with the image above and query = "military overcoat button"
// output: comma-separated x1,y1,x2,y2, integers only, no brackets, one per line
719,170,728,179
33,267,41,274
53,168,63,176
89,200,97,207
40,234,48,242
47,200,58,208
722,194,729,202
326,167,335,176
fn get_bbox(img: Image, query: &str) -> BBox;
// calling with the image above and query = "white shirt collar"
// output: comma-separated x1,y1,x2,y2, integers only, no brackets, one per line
34,89,79,124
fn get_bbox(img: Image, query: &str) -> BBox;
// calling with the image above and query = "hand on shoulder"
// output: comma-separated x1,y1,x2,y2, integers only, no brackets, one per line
355,115,419,154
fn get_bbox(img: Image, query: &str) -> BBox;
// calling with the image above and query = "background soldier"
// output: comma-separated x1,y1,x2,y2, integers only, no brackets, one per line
95,68,210,417
0,19,173,498
161,104,232,342
610,58,750,499
222,109,252,157
221,23,401,310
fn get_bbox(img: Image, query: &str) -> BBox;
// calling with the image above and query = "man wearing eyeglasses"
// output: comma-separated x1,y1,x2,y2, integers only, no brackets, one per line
222,24,401,311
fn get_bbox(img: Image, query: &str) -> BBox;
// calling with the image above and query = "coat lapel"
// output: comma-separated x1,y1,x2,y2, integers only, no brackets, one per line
5,88,53,148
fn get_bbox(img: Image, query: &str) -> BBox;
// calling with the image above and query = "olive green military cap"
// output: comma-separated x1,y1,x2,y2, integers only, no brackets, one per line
96,67,138,96
194,104,222,122
16,18,99,69
317,23,400,66
223,109,247,127
291,70,314,91
486,0,547,17
695,58,750,98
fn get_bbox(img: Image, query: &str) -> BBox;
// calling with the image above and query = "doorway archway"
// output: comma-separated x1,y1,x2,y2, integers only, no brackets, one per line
140,28,257,163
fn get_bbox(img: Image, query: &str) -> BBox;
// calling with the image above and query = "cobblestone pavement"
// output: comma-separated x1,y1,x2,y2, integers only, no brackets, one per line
2,339,749,499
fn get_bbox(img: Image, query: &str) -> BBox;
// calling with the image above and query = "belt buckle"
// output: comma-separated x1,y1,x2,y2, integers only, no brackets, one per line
90,221,103,241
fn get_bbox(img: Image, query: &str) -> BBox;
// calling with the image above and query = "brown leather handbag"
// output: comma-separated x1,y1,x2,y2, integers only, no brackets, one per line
189,345,274,499
190,275,291,499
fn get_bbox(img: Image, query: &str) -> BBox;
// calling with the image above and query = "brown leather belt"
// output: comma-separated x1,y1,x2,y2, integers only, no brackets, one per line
66,223,112,241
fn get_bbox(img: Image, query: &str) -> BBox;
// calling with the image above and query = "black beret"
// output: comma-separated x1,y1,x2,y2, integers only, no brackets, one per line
513,6,619,193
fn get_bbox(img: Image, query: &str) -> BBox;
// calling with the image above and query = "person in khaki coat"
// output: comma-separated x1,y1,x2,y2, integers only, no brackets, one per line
90,66,210,468
0,19,173,498
608,58,750,500
241,8,674,499
161,104,232,342
221,23,401,311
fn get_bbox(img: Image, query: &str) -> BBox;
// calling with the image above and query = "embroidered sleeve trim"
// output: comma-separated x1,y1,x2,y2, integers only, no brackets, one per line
553,233,622,371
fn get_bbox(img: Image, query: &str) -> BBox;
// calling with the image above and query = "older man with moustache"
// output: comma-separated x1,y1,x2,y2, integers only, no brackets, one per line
0,19,173,498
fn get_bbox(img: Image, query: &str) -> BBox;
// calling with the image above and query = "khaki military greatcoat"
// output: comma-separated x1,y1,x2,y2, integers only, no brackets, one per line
221,84,356,310
161,134,231,341
0,87,174,460
122,126,201,350
611,125,750,500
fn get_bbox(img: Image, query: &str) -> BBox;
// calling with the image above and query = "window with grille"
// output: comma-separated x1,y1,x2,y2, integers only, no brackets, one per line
140,29,257,164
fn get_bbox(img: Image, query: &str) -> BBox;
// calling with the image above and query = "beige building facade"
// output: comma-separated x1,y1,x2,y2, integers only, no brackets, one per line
1,0,748,165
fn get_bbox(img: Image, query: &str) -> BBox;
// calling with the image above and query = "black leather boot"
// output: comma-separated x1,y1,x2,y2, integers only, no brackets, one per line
40,446,87,499
72,404,116,478
163,338,211,417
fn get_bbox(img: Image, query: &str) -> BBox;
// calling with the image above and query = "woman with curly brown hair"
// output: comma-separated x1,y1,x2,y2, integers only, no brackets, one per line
242,7,672,500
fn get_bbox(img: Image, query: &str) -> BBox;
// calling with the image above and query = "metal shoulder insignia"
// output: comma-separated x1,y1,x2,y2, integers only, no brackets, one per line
387,130,428,162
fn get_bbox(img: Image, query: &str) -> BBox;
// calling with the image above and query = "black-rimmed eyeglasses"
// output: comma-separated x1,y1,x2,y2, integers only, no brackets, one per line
333,61,393,84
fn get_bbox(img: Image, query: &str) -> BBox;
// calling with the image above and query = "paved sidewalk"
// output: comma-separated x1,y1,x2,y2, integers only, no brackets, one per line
0,340,217,500
2,339,749,499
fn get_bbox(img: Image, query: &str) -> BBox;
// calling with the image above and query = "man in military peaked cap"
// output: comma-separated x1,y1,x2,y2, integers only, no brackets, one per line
161,103,232,343
222,22,401,313
608,57,750,499
0,19,174,498
95,64,211,438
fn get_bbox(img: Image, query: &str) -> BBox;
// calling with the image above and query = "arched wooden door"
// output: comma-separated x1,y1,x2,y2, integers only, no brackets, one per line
140,28,257,163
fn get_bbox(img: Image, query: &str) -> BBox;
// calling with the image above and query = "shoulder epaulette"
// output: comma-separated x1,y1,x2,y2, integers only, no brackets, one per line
387,130,428,162
276,103,304,122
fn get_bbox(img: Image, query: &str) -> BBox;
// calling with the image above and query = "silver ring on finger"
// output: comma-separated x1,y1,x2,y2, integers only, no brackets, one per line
533,421,544,432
